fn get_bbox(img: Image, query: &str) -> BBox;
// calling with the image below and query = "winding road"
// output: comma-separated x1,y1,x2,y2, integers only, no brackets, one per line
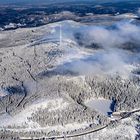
20,108,140,140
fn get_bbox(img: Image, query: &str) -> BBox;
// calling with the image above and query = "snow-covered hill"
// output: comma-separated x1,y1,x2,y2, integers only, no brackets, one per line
0,19,140,139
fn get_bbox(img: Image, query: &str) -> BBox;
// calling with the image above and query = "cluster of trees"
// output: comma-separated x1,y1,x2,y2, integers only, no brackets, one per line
85,75,140,111
29,103,108,127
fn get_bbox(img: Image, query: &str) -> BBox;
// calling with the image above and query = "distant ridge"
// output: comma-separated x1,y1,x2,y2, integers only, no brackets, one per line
0,0,139,5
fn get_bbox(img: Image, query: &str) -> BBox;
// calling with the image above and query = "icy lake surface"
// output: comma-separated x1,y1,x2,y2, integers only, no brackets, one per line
85,99,114,116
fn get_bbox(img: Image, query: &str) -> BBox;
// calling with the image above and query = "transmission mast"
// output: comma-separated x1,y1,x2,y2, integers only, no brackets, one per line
60,24,62,47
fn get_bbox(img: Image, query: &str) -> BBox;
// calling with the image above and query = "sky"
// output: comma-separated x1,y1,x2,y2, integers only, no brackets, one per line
0,0,135,4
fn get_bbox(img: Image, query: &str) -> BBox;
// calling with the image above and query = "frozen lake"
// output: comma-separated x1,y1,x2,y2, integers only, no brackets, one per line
85,98,115,116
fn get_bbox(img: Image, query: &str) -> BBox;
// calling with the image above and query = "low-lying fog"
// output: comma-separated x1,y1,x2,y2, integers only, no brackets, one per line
38,19,140,78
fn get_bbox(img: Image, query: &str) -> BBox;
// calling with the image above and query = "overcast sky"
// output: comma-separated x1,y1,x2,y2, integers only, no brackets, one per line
0,0,136,4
